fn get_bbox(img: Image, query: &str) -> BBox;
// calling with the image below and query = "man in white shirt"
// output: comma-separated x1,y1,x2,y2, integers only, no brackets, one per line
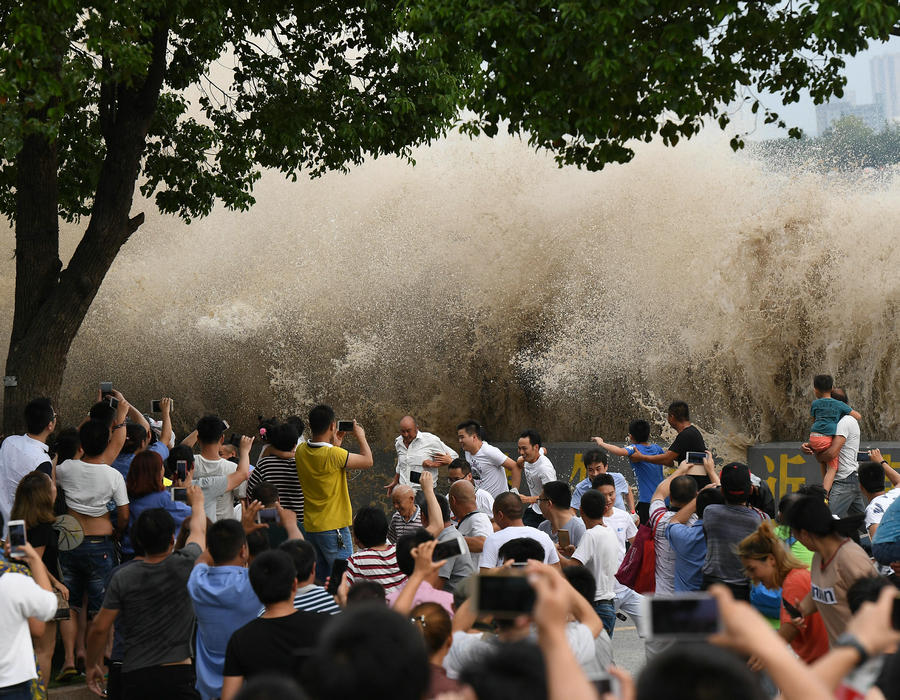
859,449,900,541
384,416,458,495
513,430,558,528
448,480,494,568
0,397,56,535
447,459,494,518
557,490,620,637
186,416,251,522
480,493,560,568
456,420,517,499
801,388,865,518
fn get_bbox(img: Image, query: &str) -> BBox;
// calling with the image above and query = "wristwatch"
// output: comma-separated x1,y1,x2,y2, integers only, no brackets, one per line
834,633,869,667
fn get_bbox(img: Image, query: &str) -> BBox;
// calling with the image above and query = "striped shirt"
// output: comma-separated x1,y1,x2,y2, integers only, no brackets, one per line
387,506,423,544
345,545,406,592
248,455,304,519
293,584,341,615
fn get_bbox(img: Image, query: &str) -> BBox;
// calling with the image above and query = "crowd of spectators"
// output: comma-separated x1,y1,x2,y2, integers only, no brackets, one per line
0,385,898,700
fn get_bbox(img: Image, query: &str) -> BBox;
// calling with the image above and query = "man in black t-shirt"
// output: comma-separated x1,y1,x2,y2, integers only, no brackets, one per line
628,401,710,488
221,550,329,700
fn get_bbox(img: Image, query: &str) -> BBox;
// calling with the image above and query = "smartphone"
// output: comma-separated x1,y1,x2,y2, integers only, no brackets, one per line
591,676,614,695
326,559,350,595
782,597,802,619
337,420,355,432
432,538,462,561
100,381,113,395
170,487,188,502
222,419,230,429
857,451,871,462
472,571,536,618
107,396,119,409
176,460,187,482
7,519,27,558
892,595,900,630
257,507,278,524
150,399,172,413
409,470,422,484
685,451,706,465
643,593,721,639
557,529,571,549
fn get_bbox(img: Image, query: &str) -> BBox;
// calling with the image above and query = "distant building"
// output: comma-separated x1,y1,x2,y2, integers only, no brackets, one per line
815,93,887,135
871,54,900,122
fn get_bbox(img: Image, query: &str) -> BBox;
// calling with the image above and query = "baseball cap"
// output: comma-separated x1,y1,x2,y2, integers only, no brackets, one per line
720,462,752,498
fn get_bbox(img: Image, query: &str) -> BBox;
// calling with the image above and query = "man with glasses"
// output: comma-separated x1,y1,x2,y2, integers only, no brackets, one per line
446,458,494,518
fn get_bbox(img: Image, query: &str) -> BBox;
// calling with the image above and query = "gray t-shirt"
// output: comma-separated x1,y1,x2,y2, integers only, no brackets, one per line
538,515,587,548
437,525,476,593
702,504,769,584
103,542,202,672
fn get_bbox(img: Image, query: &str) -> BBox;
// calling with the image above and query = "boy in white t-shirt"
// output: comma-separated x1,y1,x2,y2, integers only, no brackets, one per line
557,490,619,637
184,416,251,521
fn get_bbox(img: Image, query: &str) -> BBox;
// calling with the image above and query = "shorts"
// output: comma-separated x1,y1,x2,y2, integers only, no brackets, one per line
809,434,838,471
59,536,116,616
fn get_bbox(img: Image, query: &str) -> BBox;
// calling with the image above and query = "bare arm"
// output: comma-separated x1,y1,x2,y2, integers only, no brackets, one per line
509,457,524,490
99,392,131,465
225,436,253,492
651,462,692,503
345,423,374,470
185,485,207,551
464,536,485,552
180,429,198,448
418,472,444,537
277,504,303,541
703,451,720,486
158,397,173,448
391,541,444,616
591,437,630,457
221,676,244,700
634,449,677,465
86,608,118,696
849,409,862,421
625,487,636,512
670,498,697,525
870,449,900,487
127,401,150,433
115,504,130,537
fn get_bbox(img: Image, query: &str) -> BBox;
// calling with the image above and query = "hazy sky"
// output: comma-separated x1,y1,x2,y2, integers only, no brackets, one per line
743,35,900,140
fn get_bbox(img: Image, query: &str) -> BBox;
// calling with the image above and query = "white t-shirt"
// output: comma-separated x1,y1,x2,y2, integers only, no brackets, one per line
456,511,494,568
866,489,900,531
603,508,639,595
443,622,595,679
475,487,495,518
523,454,557,515
466,442,510,498
573,523,620,601
195,475,229,522
834,415,861,481
0,435,51,535
480,525,560,568
0,572,57,686
56,459,129,517
394,431,458,489
193,456,241,522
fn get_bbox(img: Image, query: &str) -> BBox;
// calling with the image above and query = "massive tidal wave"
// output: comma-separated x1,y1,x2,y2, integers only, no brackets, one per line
2,134,898,457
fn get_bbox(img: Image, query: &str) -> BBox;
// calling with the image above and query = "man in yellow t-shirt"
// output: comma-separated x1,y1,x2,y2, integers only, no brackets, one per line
295,404,373,581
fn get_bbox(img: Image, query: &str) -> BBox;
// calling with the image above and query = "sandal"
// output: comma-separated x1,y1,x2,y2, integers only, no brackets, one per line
54,667,81,683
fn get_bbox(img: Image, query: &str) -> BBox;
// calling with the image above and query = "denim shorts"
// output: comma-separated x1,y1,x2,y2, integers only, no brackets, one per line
59,536,117,616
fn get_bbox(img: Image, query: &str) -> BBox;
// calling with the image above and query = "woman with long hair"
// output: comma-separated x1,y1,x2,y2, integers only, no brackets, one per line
10,471,68,689
123,451,191,557
783,495,875,644
409,602,460,699
738,520,828,663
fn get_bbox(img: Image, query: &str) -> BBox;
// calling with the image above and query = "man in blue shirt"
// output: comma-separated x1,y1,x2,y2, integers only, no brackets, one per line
572,449,633,514
592,420,664,524
187,519,262,700
665,488,725,592
110,397,174,479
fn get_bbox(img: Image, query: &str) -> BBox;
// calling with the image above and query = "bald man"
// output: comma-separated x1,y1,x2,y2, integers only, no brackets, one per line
387,484,422,544
384,416,458,495
448,480,494,567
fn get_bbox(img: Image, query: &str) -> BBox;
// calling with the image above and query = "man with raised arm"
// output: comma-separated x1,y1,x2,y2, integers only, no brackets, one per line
295,404,373,578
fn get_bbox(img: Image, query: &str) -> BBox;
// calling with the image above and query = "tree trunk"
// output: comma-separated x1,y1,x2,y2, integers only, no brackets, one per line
2,23,168,436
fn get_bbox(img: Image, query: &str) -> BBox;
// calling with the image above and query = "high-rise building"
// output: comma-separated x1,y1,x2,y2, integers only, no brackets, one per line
814,94,887,136
871,53,900,121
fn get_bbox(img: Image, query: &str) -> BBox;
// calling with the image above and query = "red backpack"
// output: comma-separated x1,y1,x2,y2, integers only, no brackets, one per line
615,509,666,594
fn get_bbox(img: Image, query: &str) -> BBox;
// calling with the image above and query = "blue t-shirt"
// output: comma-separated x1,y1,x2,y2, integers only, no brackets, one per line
665,519,706,591
809,397,852,436
111,441,170,480
625,444,665,502
122,490,191,555
188,565,263,700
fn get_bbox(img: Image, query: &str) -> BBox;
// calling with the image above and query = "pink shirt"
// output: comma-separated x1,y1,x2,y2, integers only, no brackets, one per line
386,580,454,617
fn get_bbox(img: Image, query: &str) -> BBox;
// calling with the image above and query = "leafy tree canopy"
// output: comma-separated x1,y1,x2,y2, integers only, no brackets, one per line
404,0,900,170
0,0,468,225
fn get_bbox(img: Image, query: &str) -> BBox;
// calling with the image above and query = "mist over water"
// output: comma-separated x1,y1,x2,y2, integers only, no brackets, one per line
1,134,898,457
